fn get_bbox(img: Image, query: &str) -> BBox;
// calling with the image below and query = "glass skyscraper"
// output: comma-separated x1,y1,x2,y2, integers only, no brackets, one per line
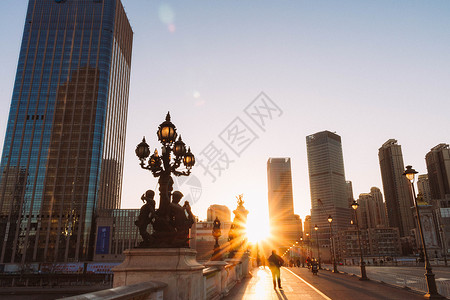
0,0,132,264
306,131,351,244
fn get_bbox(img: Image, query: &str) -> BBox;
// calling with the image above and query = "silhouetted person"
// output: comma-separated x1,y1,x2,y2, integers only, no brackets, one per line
268,250,284,289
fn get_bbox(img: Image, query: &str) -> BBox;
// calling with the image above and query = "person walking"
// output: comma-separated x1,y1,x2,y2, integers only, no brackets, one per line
268,250,284,289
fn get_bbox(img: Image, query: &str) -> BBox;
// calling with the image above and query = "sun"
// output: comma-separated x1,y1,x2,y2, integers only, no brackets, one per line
245,214,271,243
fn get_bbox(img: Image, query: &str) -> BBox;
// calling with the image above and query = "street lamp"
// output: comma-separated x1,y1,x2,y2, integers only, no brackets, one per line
135,112,196,247
351,200,369,281
306,233,310,258
403,165,444,299
211,217,222,261
314,224,321,269
328,215,339,273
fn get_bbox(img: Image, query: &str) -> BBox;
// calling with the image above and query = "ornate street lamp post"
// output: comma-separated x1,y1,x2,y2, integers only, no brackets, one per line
351,200,369,281
328,215,339,273
211,217,222,260
306,233,310,258
135,112,196,247
403,165,444,299
314,224,321,269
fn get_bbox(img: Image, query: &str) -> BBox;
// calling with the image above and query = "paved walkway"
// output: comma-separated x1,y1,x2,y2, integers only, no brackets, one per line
224,266,429,299
224,267,332,299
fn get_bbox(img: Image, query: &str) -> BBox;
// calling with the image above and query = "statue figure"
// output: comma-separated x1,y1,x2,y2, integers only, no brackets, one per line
137,189,195,248
135,190,156,244
228,194,249,258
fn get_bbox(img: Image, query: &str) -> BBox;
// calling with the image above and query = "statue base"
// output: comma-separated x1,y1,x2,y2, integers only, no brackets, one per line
113,248,204,300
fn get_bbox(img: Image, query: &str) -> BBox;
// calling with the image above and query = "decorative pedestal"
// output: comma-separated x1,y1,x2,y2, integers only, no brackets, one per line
113,248,204,300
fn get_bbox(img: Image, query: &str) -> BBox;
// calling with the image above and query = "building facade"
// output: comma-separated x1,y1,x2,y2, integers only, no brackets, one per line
0,0,133,264
355,188,388,229
378,139,415,237
426,144,450,201
267,158,302,248
207,204,231,223
417,175,432,204
306,131,351,247
93,209,141,262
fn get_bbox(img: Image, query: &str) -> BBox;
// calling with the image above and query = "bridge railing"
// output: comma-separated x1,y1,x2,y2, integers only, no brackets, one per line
59,259,249,300
59,280,167,300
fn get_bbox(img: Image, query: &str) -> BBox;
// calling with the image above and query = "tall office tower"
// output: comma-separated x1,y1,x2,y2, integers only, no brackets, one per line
267,158,301,248
369,187,388,227
355,188,388,229
378,139,415,237
0,0,133,264
346,181,355,208
426,144,450,201
306,131,351,243
417,175,432,203
303,215,311,236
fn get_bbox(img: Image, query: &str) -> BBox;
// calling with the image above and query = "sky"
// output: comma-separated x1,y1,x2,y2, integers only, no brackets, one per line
0,1,449,235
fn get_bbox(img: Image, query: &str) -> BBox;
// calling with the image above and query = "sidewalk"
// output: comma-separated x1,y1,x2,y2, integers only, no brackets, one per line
224,266,331,299
224,266,428,299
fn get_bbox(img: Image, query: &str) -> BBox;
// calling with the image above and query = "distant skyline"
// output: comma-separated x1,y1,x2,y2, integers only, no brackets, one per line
0,1,449,229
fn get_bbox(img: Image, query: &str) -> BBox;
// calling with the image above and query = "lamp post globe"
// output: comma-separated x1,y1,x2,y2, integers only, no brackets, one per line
135,137,151,160
157,112,178,145
183,148,196,169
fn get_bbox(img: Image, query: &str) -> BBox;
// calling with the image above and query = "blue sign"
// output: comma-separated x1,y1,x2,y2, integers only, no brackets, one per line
96,226,110,254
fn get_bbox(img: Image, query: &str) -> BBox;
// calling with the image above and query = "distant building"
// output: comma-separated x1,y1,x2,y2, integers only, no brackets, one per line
93,209,141,262
378,139,415,237
304,215,311,237
355,188,388,229
336,227,401,262
207,205,231,223
306,131,351,248
426,144,450,201
192,219,232,262
267,158,302,249
417,175,432,204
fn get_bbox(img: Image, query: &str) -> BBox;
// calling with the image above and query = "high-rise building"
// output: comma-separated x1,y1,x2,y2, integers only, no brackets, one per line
378,139,415,237
417,174,432,203
267,158,301,248
0,0,133,264
355,188,388,229
346,181,355,208
306,131,351,244
425,144,450,201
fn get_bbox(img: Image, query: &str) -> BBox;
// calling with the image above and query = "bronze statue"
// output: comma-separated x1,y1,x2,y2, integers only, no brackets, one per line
136,190,194,248
228,194,249,257
135,190,156,244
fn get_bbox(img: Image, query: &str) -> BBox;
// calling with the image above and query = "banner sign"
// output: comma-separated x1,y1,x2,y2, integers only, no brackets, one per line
52,263,84,274
96,226,110,254
86,262,119,274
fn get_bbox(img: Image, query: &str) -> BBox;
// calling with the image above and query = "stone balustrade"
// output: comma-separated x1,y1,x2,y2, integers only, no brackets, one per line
60,258,250,300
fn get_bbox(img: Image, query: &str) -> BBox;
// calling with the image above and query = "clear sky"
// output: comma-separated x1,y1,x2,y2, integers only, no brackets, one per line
0,1,449,235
